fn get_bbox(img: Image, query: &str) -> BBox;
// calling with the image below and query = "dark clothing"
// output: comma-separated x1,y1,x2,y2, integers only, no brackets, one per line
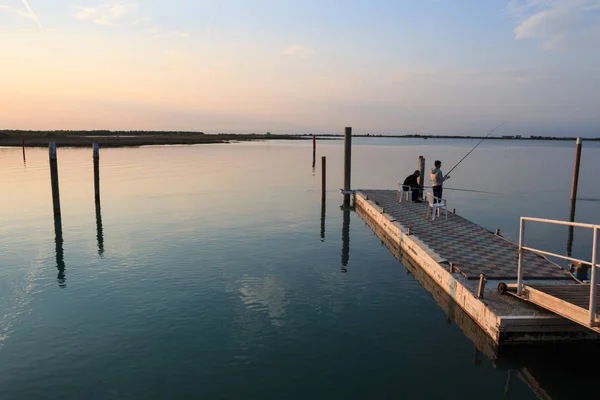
433,186,443,203
403,173,422,202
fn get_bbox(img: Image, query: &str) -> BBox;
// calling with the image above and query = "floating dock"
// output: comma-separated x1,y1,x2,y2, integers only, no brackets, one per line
354,189,600,345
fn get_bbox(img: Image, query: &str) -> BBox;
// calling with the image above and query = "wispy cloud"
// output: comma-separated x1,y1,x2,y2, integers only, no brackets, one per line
508,0,600,50
145,28,190,39
21,0,42,30
281,44,314,58
74,1,140,26
0,1,43,31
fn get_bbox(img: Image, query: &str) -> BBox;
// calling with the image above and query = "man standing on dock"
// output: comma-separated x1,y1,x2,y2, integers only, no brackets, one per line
430,160,449,202
403,170,423,202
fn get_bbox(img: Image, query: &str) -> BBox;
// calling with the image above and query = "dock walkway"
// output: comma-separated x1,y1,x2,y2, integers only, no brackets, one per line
354,189,600,344
360,189,570,280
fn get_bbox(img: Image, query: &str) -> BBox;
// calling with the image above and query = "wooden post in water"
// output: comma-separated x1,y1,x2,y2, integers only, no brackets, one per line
49,142,61,216
418,156,425,192
343,127,352,207
320,156,326,240
567,138,582,257
93,143,100,204
312,135,316,171
22,137,26,163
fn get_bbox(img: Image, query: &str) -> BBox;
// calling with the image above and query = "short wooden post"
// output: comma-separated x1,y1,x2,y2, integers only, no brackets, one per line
343,127,352,207
452,208,456,214
93,143,100,204
495,228,501,236
449,262,455,273
49,142,61,216
477,274,487,298
418,156,425,191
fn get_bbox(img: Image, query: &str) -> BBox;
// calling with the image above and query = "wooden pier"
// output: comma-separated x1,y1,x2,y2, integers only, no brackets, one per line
354,189,600,345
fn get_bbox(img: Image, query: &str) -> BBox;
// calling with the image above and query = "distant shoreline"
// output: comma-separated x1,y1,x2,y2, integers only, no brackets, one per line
0,130,597,147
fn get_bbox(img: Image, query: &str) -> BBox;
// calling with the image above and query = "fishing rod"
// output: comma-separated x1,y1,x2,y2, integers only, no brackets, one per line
445,121,506,176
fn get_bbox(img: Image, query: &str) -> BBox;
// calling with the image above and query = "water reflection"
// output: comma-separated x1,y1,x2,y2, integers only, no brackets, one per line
53,215,66,288
320,191,326,241
341,205,351,273
95,202,105,257
566,198,576,258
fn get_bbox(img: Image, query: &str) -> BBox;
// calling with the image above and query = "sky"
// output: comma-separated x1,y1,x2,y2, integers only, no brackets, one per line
0,0,599,136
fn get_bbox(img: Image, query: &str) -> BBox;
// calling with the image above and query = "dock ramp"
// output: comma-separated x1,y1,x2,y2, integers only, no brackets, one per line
500,217,600,333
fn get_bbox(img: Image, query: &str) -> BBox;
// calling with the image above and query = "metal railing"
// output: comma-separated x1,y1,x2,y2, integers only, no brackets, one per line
517,217,599,327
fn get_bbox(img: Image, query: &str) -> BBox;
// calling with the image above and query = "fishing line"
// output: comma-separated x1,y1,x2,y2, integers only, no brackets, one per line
445,121,506,176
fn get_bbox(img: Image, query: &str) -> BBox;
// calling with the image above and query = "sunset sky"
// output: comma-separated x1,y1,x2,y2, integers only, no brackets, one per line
1,0,599,135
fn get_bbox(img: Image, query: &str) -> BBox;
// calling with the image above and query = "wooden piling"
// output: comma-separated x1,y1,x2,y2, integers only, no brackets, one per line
321,156,326,197
343,127,352,207
570,137,582,202
418,156,425,191
93,143,100,203
21,137,26,162
566,138,582,257
49,142,61,216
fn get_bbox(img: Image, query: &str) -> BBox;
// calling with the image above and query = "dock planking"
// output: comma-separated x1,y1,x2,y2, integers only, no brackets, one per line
360,189,572,281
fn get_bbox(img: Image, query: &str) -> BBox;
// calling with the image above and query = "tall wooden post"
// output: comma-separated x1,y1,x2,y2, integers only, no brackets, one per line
418,156,425,191
343,127,352,207
93,143,100,204
22,137,26,163
49,142,61,216
320,156,326,240
567,138,582,257
570,137,582,202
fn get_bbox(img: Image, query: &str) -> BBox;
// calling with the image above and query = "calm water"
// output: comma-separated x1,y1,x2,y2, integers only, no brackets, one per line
1,138,600,399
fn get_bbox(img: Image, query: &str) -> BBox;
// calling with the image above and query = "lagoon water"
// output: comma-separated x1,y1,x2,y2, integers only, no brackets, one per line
1,138,600,399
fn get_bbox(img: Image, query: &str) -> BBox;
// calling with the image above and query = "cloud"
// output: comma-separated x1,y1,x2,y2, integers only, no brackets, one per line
509,0,600,50
145,28,190,39
74,1,139,26
0,1,42,31
20,0,42,30
281,44,314,58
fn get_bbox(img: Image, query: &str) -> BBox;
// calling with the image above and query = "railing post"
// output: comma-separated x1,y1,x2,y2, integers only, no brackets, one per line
589,227,598,326
517,218,525,296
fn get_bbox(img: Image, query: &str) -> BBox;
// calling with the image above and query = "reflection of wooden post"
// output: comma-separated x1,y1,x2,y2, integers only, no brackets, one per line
49,142,61,216
341,206,350,272
95,201,105,257
93,143,100,204
321,156,326,240
54,214,66,288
